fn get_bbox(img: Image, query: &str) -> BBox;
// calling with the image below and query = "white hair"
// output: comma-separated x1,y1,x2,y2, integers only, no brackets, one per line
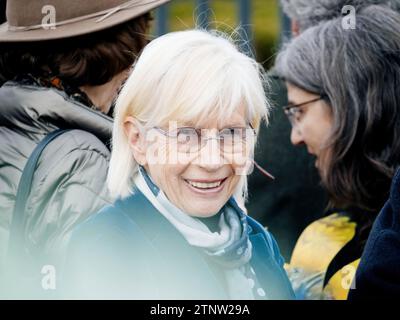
107,29,271,202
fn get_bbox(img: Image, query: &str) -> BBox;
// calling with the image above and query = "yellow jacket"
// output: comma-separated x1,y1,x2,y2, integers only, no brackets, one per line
285,212,365,300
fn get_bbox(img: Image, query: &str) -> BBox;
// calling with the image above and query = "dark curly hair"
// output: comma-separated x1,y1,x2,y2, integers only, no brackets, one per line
0,12,152,87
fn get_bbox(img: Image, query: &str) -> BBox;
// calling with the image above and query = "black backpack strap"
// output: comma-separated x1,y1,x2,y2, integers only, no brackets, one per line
8,129,72,258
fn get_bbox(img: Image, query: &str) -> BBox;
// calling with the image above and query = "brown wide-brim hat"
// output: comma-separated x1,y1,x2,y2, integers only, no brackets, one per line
0,0,170,42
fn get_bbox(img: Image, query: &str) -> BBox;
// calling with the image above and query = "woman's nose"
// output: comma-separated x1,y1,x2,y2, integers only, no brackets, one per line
196,138,224,171
290,127,304,146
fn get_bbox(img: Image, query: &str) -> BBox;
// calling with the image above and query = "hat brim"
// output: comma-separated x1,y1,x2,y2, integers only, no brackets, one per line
0,0,169,42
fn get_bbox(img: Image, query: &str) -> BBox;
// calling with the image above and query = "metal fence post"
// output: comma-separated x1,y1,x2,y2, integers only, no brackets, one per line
237,0,253,57
155,3,169,36
279,2,292,47
196,0,210,29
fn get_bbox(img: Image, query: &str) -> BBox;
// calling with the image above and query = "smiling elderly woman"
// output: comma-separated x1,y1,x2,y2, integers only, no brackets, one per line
62,29,294,300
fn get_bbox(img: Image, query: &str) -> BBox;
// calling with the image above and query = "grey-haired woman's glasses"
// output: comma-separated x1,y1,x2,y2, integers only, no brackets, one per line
153,125,257,154
283,96,325,127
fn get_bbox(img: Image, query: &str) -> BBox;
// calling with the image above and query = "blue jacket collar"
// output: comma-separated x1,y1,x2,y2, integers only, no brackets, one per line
114,188,294,299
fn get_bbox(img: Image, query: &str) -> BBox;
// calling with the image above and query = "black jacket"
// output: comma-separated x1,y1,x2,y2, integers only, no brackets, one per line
348,168,400,299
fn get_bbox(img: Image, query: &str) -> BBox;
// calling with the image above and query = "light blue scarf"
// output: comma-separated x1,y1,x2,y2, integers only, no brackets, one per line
134,166,268,300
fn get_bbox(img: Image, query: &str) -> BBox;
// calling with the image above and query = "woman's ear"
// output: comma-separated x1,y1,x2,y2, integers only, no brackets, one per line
124,116,147,166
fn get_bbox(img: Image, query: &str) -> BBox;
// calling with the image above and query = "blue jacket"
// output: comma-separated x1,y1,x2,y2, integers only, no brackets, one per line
62,189,295,299
348,169,400,299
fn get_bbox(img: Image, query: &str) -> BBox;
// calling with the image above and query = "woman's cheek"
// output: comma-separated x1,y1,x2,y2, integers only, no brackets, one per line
226,150,253,176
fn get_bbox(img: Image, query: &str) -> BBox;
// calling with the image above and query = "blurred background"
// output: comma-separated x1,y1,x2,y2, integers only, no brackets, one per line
152,0,290,70
0,0,5,24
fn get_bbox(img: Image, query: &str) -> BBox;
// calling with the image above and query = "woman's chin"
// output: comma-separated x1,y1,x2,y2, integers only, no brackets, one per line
184,202,225,218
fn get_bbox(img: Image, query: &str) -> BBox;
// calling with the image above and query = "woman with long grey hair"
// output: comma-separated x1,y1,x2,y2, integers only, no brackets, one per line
275,4,400,299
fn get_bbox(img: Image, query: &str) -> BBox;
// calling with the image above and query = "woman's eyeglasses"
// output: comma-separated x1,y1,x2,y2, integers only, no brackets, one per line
153,125,257,155
283,95,326,127
147,123,275,180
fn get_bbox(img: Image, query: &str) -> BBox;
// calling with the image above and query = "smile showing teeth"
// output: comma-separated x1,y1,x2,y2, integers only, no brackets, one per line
186,180,223,189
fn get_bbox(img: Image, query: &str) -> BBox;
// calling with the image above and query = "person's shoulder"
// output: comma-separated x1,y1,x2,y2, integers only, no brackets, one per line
388,168,400,222
35,129,110,188
28,129,111,208
368,168,400,238
300,211,356,241
72,192,151,240
67,195,156,269
349,229,400,299
391,167,400,188
360,169,400,262
52,129,109,157
73,203,135,238
67,202,146,262
348,172,400,299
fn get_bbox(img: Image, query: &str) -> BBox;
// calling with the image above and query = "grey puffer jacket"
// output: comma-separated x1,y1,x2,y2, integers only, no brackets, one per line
0,81,113,271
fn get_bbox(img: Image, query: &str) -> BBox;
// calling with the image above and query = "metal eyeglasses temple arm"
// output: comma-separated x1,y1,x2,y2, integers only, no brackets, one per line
252,160,275,180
